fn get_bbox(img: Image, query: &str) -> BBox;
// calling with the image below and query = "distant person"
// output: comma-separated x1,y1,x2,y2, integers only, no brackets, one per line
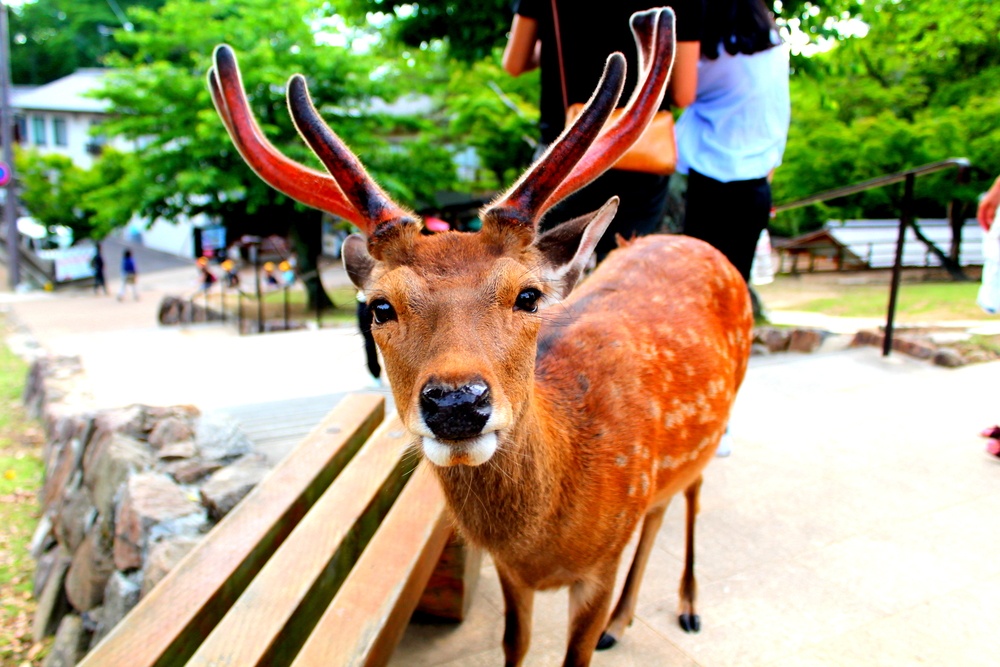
197,256,217,292
676,0,790,283
221,259,240,288
91,244,107,296
117,249,139,301
279,260,295,286
263,262,280,289
502,0,705,263
978,173,1000,230
357,290,382,385
976,173,999,459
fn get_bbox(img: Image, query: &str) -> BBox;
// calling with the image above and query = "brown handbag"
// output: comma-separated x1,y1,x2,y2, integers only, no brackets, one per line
551,1,677,176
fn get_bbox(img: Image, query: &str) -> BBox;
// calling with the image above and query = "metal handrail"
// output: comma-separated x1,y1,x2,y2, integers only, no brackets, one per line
774,158,970,213
772,157,971,358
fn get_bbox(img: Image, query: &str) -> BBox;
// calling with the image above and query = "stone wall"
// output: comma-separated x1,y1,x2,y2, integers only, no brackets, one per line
24,356,272,666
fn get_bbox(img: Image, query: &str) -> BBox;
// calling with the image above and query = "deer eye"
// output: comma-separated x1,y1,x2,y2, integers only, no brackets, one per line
370,299,397,324
514,288,542,313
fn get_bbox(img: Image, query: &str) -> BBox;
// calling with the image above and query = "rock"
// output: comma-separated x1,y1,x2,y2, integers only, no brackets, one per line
83,432,153,519
88,571,141,647
851,329,884,348
53,475,97,554
42,614,89,667
750,343,770,356
195,413,253,462
200,454,271,520
164,458,223,484
148,416,195,449
32,548,72,640
933,348,966,368
756,327,790,353
113,473,202,571
93,405,149,441
788,328,825,353
141,535,202,597
29,513,55,560
64,527,116,612
892,337,936,360
156,440,197,461
42,437,83,509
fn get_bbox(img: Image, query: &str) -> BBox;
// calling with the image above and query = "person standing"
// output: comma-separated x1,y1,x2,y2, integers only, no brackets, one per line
675,0,790,283
502,0,705,262
91,244,107,295
117,249,139,301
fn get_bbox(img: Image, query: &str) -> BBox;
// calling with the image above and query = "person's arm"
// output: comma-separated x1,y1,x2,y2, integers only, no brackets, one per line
502,14,540,77
977,174,1000,231
668,41,700,108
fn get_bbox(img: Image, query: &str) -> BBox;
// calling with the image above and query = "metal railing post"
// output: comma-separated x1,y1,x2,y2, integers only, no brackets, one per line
883,173,915,357
283,285,289,331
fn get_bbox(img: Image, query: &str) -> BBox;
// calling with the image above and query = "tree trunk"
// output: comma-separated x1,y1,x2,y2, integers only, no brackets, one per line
289,216,334,311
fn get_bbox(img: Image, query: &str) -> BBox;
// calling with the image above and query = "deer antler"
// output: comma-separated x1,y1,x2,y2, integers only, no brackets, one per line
286,74,416,240
547,8,676,207
208,45,416,244
208,46,362,225
481,7,676,232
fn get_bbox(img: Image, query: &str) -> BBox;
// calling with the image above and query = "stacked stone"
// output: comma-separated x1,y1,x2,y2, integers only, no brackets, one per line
25,359,272,666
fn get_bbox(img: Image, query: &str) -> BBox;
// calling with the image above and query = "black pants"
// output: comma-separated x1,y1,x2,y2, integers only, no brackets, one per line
544,169,669,263
356,301,381,380
682,169,771,282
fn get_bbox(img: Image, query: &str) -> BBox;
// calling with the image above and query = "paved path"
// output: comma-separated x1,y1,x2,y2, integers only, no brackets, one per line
2,259,998,665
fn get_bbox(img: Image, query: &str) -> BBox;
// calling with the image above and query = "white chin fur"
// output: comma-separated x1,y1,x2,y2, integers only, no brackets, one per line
422,432,498,467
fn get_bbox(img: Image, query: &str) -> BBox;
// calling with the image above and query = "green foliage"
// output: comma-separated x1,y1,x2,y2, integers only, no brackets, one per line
772,0,1000,237
445,53,539,189
85,0,460,237
9,0,165,84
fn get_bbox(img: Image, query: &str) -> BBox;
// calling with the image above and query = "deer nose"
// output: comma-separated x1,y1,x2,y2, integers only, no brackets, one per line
420,380,492,441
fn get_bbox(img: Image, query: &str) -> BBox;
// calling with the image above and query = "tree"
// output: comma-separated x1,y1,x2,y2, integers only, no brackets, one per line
344,0,867,65
87,0,458,308
771,0,1000,237
9,0,165,84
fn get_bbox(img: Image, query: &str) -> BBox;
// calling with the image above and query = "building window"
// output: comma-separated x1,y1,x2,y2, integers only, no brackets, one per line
53,118,68,147
14,115,26,144
31,116,46,146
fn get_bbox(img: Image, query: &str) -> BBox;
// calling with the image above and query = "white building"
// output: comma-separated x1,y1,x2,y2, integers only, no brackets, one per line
12,68,134,169
10,68,212,258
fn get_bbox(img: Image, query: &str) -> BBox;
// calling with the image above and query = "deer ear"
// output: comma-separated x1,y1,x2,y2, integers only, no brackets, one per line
533,197,619,300
342,233,376,289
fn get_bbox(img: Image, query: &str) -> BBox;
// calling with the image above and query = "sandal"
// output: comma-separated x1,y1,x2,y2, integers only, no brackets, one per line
980,426,1000,439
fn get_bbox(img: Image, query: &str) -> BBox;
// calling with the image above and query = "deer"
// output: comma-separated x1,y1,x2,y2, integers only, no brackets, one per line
208,7,752,666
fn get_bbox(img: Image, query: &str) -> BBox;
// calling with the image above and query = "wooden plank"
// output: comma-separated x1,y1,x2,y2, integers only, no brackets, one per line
80,393,385,667
291,462,450,667
185,414,415,667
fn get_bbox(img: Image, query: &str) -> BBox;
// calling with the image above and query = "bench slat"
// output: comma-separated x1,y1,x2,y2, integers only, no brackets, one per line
185,414,414,667
291,462,450,667
80,393,385,667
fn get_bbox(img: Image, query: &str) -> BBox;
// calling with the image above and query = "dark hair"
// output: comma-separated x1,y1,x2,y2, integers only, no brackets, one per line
702,0,780,60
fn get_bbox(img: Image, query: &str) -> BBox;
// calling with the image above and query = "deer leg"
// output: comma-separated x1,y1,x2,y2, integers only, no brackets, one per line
597,503,668,650
564,568,617,667
678,475,703,632
497,564,534,667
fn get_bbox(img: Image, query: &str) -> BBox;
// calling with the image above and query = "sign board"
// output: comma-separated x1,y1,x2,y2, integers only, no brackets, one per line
0,162,10,187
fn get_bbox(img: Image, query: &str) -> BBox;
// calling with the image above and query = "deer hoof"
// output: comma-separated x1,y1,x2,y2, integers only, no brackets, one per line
596,632,618,650
678,613,701,633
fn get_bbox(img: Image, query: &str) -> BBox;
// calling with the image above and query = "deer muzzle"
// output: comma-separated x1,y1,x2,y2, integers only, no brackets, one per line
418,379,498,467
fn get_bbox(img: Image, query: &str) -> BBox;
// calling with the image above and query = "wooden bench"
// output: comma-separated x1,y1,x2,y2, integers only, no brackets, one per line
80,393,479,667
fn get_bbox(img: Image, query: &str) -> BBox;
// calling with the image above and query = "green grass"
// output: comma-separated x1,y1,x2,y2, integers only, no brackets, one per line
0,313,48,664
759,278,991,322
215,285,358,326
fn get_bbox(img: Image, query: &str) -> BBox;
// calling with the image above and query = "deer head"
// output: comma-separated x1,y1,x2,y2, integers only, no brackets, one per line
208,8,677,468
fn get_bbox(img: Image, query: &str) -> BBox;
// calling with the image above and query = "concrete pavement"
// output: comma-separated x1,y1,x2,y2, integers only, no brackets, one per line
2,257,998,666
